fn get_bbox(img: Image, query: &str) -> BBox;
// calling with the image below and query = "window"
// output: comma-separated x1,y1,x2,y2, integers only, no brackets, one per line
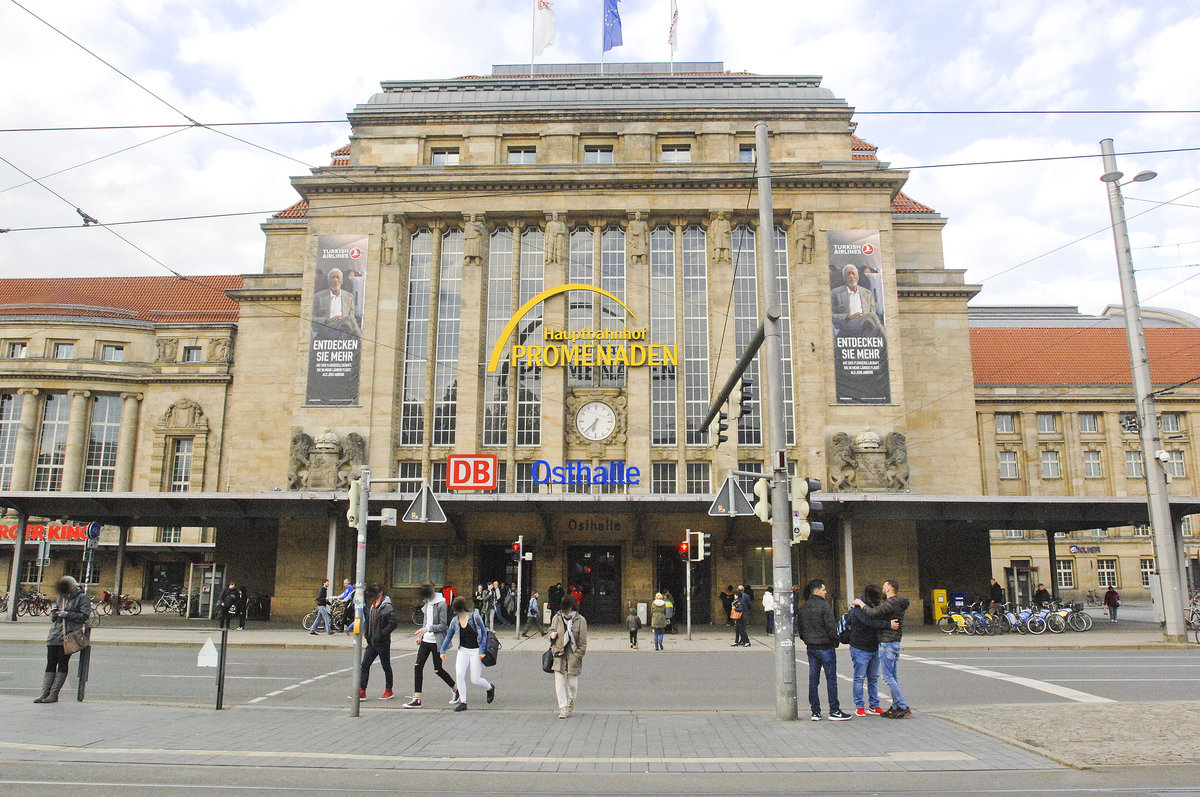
158,527,181,544
650,227,676,446
1119,412,1139,433
99,344,124,362
431,462,448,493
567,228,594,387
0,393,22,491
1134,524,1151,537
737,460,764,496
733,227,761,445
432,229,463,446
738,145,755,163
660,145,691,163
515,462,539,494
1037,413,1058,434
1055,559,1075,590
20,559,40,585
998,450,1019,479
995,413,1015,434
395,461,423,494
83,395,121,492
516,229,544,446
430,148,459,165
1161,412,1182,433
392,544,446,587
53,342,75,359
1041,450,1061,479
63,561,100,586
483,229,514,447
400,230,433,445
6,341,27,358
485,462,508,494
1004,529,1024,539
1125,449,1144,478
600,228,627,387
746,546,773,587
1079,412,1099,433
1140,558,1157,588
182,346,202,363
1183,516,1195,536
651,463,677,494
1096,558,1118,588
1167,450,1186,478
507,147,537,165
33,394,70,491
583,145,613,163
682,226,710,445
168,438,193,492
1083,450,1103,478
771,226,797,445
684,462,710,494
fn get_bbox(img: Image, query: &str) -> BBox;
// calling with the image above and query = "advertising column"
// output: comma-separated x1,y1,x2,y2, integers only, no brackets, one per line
306,234,369,406
826,230,890,404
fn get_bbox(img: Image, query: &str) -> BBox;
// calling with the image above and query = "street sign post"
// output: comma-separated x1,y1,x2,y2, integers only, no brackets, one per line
708,474,755,517
403,484,447,524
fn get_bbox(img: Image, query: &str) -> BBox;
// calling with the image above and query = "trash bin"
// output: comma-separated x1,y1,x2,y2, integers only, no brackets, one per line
931,589,948,621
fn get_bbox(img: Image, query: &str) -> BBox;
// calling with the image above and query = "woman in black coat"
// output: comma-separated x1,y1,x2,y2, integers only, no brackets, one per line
34,576,91,704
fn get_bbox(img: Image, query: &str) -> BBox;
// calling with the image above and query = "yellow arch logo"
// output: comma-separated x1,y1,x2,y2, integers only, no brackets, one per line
486,283,637,372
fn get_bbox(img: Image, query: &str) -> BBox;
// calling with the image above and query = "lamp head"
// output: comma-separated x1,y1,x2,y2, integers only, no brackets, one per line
1100,170,1123,183
1131,170,1157,183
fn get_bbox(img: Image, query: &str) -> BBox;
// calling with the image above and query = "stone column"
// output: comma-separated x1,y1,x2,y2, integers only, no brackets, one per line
10,389,39,491
114,393,142,492
5,513,28,621
60,390,91,492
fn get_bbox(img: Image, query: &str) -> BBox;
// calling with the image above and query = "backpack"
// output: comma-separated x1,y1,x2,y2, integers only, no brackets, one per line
837,610,854,645
482,629,501,667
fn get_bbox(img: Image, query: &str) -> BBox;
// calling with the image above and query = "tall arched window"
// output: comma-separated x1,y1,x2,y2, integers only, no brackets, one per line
682,226,710,446
517,228,545,445
650,227,676,446
483,228,514,447
400,229,433,446
432,229,464,446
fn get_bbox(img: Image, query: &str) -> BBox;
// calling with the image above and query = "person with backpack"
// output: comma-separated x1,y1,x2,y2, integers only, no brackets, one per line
796,578,850,721
663,591,675,634
548,594,588,719
311,578,334,636
650,593,668,651
440,596,494,711
853,579,911,718
357,584,398,701
522,590,546,638
848,584,899,717
731,585,751,647
403,582,457,709
337,579,355,632
625,603,642,649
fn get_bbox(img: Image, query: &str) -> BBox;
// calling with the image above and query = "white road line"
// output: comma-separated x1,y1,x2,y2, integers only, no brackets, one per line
244,652,418,706
926,663,1200,669
139,675,299,680
1048,678,1200,682
903,653,1114,703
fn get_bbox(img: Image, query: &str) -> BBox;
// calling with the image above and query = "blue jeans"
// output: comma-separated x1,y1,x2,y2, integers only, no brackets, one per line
850,646,880,709
879,641,906,708
806,648,839,714
653,628,665,648
313,605,332,632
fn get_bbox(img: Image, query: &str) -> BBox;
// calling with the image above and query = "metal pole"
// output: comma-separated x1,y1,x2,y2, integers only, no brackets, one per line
75,632,90,702
113,526,127,615
515,535,523,641
326,515,337,601
1046,531,1060,602
686,552,693,641
841,515,855,609
1101,138,1185,640
755,120,798,721
215,624,228,710
7,513,28,621
351,468,370,717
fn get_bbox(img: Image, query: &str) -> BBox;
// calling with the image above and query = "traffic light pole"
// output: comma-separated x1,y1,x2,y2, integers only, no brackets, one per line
755,120,799,721
514,535,523,641
350,467,370,718
685,529,693,640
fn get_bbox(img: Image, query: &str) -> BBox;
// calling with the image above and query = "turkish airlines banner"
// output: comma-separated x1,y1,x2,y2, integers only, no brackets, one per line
306,234,368,406
827,230,890,404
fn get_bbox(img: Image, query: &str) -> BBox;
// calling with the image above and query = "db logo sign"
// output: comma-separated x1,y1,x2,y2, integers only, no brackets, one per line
447,455,497,490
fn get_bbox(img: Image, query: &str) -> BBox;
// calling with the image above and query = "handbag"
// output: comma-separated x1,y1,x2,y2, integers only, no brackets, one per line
62,619,90,655
482,632,501,667
730,608,744,620
541,645,556,674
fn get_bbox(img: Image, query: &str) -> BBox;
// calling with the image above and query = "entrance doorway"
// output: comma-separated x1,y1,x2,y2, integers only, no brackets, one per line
147,561,187,601
567,546,621,623
655,545,711,625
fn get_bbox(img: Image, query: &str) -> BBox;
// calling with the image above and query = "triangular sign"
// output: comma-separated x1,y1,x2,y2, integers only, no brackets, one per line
403,484,447,524
708,476,755,517
197,637,219,668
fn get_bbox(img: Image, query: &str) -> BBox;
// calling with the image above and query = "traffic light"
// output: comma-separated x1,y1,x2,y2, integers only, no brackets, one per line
712,409,729,447
686,530,703,562
346,478,362,527
701,532,712,561
512,535,524,561
678,538,690,560
733,377,754,419
752,477,772,524
790,476,824,543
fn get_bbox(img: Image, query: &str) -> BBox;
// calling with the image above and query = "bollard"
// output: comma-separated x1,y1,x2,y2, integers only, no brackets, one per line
215,625,229,710
75,627,92,702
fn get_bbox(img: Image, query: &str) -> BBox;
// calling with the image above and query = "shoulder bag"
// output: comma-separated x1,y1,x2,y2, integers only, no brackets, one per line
62,618,90,655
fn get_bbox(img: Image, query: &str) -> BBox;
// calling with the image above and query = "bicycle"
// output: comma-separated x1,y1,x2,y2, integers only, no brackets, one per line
153,590,187,616
17,590,51,617
1184,602,1200,645
302,598,348,633
96,591,143,615
1084,588,1103,608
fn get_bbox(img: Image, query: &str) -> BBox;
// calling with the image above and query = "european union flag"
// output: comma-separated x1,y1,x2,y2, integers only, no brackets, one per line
603,0,623,52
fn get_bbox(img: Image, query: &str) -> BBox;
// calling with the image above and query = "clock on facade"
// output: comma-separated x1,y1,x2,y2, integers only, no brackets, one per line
575,400,618,442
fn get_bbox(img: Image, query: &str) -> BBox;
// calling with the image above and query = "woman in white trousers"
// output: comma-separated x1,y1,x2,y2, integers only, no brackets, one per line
548,594,588,719
439,597,494,711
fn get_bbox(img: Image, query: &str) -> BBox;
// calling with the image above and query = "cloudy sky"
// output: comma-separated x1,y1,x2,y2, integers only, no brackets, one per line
2,0,1198,316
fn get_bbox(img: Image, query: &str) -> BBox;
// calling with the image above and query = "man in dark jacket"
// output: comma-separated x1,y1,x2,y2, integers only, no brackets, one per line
795,579,850,721
311,579,334,635
848,584,899,717
358,584,398,700
988,578,1005,608
731,585,751,647
853,578,911,718
1033,583,1052,609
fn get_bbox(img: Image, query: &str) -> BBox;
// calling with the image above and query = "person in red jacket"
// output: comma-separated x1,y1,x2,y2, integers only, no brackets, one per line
1103,586,1121,622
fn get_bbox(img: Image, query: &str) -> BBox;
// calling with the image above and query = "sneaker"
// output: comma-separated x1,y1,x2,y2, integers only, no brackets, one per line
449,689,460,705
892,705,912,719
486,686,495,704
871,706,886,716
402,697,422,709
567,698,573,714
828,710,853,721
379,689,394,700
347,688,366,700
855,708,867,717
309,631,317,635
810,713,822,721
882,705,899,718
454,702,468,712
557,709,567,719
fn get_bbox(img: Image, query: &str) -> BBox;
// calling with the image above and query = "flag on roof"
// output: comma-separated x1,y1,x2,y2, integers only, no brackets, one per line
668,0,679,55
603,0,623,52
534,0,556,57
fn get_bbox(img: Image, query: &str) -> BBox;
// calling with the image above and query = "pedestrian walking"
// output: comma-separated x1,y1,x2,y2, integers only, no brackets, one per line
441,582,457,607
440,597,494,712
217,581,242,631
33,576,91,704
650,593,667,650
664,591,675,634
626,603,642,649
1104,586,1121,622
403,582,457,709
337,579,355,632
853,579,911,718
548,583,564,617
356,584,397,701
548,594,588,719
522,590,546,637
796,579,850,721
731,585,751,646
848,584,898,717
763,586,776,636
504,582,518,625
311,578,335,635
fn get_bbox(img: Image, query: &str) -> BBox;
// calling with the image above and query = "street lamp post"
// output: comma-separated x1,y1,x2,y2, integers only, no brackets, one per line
1100,138,1186,640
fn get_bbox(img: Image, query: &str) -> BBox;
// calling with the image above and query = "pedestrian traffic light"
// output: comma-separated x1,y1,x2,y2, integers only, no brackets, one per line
686,530,703,562
678,538,690,560
712,409,729,447
346,478,362,527
752,477,772,524
733,377,754,419
512,535,523,561
790,476,824,543
702,532,712,560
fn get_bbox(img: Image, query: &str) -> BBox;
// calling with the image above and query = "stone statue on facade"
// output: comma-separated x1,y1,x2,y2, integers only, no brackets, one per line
793,210,815,264
884,431,910,491
288,431,314,491
709,211,732,265
382,214,402,266
463,214,487,267
287,428,366,491
627,212,648,265
155,337,179,363
336,432,367,490
829,432,858,491
854,426,882,451
545,212,568,265
207,337,232,363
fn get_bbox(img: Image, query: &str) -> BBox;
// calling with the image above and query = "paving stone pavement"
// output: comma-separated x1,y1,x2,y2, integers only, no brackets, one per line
934,700,1200,768
0,696,1059,774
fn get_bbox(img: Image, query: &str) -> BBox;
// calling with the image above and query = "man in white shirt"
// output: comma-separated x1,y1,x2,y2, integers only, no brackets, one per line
762,586,776,636
313,268,361,336
831,265,885,337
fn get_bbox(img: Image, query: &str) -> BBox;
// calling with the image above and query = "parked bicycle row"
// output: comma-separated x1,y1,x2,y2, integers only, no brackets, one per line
938,600,1097,635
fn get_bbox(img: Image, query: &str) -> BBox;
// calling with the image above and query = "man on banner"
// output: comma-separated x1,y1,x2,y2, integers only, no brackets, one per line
831,264,885,338
603,0,622,52
534,1,555,57
313,268,361,337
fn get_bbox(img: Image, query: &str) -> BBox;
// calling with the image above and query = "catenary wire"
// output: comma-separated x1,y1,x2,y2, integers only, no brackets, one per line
0,128,188,195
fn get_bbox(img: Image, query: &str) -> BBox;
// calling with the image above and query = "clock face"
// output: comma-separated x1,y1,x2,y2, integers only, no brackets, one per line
576,401,617,442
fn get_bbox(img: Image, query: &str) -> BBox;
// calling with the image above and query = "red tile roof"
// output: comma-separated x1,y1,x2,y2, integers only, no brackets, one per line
891,191,935,214
972,327,1200,387
273,199,310,218
330,144,351,166
850,134,878,160
0,275,242,323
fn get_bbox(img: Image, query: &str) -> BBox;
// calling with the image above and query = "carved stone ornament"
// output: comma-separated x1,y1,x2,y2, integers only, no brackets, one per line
854,427,882,450
709,211,732,265
829,428,909,492
207,337,232,363
463,214,487,267
564,390,628,456
160,398,206,431
626,212,649,266
544,212,568,266
155,337,179,363
792,210,815,265
382,214,403,267
288,428,367,491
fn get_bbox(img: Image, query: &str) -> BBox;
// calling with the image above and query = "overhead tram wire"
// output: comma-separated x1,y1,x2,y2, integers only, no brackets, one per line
0,127,189,195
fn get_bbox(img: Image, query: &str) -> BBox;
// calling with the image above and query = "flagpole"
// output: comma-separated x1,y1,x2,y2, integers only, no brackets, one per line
669,0,674,74
531,0,536,76
600,0,605,75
